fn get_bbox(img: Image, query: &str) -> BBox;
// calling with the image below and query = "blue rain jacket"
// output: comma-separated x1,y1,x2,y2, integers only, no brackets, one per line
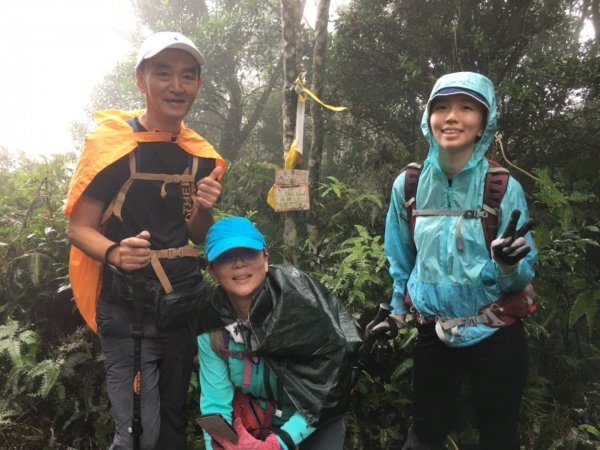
385,72,536,347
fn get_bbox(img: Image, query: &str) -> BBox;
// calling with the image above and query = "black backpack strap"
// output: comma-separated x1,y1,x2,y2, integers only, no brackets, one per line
266,360,293,447
263,363,275,402
403,159,510,252
403,162,423,242
482,159,510,249
219,327,250,360
262,361,285,420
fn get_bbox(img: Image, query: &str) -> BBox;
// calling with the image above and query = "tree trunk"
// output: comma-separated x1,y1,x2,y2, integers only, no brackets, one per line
240,57,283,144
590,0,600,51
281,0,302,263
218,52,243,161
306,0,331,255
282,0,300,152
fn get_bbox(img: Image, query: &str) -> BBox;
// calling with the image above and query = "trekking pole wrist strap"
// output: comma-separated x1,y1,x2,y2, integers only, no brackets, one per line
272,428,296,450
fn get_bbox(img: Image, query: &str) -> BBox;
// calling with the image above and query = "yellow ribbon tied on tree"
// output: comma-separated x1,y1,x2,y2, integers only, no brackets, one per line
267,76,347,210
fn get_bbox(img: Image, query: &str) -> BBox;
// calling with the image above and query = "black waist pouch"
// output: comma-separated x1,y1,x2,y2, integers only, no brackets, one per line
150,276,209,329
107,266,208,329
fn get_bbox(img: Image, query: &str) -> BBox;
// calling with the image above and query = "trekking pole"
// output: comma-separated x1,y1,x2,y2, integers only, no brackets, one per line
130,270,145,450
351,303,394,390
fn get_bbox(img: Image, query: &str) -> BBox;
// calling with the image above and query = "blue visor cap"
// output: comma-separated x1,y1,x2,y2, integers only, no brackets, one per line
428,87,489,113
205,217,266,262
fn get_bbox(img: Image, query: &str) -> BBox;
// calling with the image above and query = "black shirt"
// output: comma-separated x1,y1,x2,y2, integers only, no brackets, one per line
84,118,216,284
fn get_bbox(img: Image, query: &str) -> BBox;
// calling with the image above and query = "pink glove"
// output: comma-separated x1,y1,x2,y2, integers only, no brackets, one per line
210,417,281,449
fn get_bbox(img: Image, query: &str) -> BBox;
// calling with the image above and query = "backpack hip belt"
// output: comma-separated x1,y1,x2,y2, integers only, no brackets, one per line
413,284,536,331
403,160,537,330
150,245,198,293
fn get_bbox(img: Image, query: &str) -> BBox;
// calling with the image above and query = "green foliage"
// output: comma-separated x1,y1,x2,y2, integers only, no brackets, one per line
275,176,412,449
517,165,600,449
319,223,387,307
0,154,112,449
531,167,599,334
0,320,38,371
571,289,600,332
3,0,597,448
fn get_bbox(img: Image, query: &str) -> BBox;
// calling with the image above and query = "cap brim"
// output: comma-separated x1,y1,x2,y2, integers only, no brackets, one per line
428,87,489,111
145,42,205,66
135,43,205,70
207,238,265,262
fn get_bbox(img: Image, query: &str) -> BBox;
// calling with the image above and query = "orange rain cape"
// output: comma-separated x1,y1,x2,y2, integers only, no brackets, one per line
65,109,226,332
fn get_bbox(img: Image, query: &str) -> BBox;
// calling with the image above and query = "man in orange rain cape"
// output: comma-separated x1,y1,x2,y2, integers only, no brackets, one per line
65,32,225,449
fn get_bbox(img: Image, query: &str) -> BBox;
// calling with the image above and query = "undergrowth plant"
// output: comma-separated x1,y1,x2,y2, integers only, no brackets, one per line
1,150,599,448
0,155,112,449
520,166,600,449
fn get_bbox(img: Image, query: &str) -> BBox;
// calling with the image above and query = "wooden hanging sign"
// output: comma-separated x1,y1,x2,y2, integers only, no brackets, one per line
273,169,310,212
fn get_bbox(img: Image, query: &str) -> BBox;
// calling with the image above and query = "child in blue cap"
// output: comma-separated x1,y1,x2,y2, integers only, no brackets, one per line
197,217,361,450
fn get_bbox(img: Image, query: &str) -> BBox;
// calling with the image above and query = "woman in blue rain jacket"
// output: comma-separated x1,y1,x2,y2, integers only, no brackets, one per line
380,72,536,449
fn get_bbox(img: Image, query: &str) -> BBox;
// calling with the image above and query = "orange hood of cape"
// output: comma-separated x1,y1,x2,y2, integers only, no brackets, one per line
65,110,226,332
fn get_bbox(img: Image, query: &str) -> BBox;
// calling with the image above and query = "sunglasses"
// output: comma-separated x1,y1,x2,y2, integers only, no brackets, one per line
213,248,264,267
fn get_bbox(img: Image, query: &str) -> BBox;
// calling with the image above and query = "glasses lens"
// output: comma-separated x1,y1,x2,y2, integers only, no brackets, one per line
241,248,262,262
214,249,262,266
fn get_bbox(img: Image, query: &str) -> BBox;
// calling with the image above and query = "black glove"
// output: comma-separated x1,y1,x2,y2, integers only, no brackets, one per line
365,304,400,340
491,210,535,267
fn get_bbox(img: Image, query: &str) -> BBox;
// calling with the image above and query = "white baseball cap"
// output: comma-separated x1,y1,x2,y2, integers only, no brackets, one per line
135,31,205,70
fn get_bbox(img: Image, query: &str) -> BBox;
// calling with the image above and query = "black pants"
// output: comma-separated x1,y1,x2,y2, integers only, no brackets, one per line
411,321,528,450
100,318,197,450
299,414,348,449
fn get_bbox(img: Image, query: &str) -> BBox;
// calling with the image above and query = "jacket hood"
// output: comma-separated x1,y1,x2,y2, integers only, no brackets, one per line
421,72,497,170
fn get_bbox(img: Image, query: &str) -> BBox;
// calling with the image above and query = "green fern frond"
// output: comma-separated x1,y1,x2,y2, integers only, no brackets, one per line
0,320,20,338
0,398,19,422
0,321,39,369
27,359,61,398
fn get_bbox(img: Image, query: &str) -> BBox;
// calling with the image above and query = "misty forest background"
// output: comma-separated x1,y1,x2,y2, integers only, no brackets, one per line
1,0,599,448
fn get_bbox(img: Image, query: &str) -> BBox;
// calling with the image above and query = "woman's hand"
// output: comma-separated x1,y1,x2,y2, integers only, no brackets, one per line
365,303,405,340
491,210,534,273
210,418,281,449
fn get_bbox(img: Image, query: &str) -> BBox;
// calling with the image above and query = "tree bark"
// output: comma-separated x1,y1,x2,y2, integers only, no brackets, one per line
218,53,243,161
305,0,331,254
282,0,300,153
280,0,304,262
240,57,283,144
590,0,600,50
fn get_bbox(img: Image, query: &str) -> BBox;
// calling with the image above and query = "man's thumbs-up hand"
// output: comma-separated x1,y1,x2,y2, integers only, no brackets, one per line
194,166,223,210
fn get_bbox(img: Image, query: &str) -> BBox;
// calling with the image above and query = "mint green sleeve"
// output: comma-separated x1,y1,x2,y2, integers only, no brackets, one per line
197,333,234,450
276,411,316,449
